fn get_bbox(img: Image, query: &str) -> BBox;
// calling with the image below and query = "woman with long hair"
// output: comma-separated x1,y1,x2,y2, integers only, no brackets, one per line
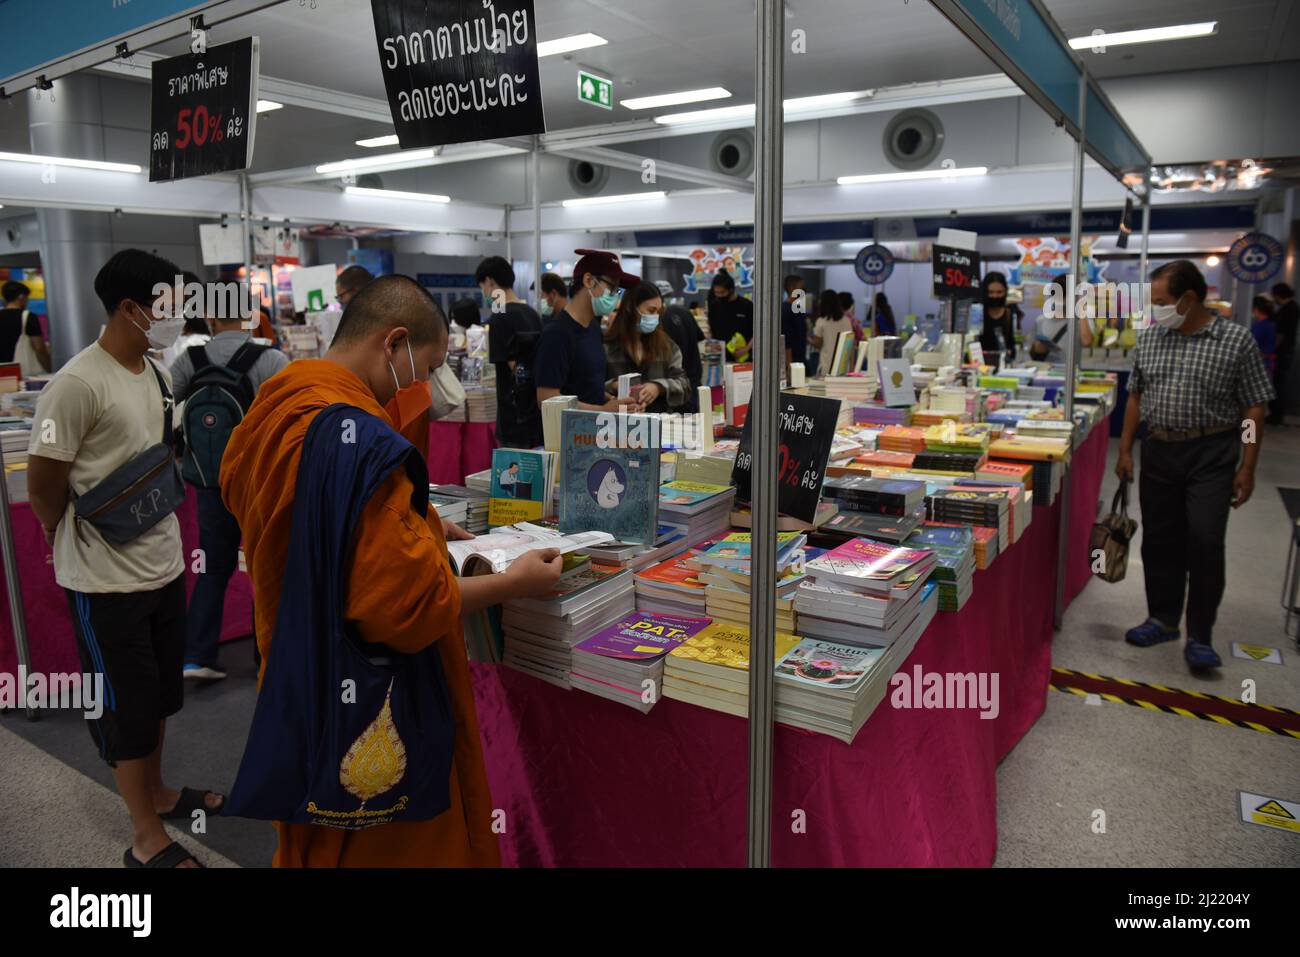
978,271,1019,362
810,288,854,377
872,291,896,336
603,281,691,413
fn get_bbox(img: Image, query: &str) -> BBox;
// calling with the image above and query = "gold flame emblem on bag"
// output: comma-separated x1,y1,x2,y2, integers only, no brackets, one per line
339,680,407,808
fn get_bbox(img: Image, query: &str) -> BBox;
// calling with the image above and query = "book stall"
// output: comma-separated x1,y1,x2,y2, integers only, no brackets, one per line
425,338,1117,865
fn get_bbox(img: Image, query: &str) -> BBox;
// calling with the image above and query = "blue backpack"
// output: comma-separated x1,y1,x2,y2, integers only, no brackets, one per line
181,341,266,487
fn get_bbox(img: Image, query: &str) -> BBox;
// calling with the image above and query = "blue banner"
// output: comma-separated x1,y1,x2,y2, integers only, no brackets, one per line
0,0,209,86
1085,83,1147,174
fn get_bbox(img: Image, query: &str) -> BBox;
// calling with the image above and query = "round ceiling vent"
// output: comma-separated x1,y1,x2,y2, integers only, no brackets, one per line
710,130,755,178
883,109,945,171
567,159,610,195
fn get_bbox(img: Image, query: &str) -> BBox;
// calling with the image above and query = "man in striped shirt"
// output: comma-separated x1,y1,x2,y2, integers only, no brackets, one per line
1116,260,1274,672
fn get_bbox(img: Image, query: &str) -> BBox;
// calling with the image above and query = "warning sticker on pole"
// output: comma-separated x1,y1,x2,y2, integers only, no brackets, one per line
1238,791,1300,834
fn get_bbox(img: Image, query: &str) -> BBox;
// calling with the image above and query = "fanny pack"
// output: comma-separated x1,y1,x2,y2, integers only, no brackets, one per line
73,359,186,546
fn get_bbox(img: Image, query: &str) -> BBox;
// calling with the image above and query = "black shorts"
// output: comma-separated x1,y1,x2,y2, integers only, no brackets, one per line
64,575,187,766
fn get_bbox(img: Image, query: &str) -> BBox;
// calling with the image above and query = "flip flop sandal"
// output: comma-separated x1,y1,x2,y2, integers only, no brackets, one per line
123,842,204,868
159,786,225,821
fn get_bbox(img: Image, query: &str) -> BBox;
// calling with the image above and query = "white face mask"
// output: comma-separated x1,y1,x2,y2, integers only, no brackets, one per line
1150,300,1188,330
131,303,186,349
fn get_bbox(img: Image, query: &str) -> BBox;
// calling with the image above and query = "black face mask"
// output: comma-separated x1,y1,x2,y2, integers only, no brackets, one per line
986,296,1007,309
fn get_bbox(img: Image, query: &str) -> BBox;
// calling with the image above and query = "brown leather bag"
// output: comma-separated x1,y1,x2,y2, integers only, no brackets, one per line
1089,481,1138,583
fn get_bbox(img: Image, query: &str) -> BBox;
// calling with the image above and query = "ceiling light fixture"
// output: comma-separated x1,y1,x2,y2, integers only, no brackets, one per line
1068,21,1217,50
536,33,607,57
0,150,141,174
355,134,401,148
561,191,667,207
622,87,732,111
654,90,869,125
256,100,284,113
837,166,988,185
344,186,451,204
317,148,440,175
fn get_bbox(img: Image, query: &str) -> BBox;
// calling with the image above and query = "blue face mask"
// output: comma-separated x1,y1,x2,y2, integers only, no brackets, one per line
638,312,660,334
589,281,620,317
540,300,552,317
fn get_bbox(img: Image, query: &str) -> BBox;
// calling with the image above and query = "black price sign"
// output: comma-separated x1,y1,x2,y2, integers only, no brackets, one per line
931,244,982,300
149,38,260,183
731,393,841,523
370,0,546,149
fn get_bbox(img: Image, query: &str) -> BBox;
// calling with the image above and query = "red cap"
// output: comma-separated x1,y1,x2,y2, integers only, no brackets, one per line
572,248,640,290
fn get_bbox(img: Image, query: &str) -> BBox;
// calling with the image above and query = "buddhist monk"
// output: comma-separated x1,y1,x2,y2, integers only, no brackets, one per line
221,275,562,866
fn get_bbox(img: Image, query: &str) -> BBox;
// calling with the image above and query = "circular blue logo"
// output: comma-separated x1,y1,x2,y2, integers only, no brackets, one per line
854,244,895,285
1226,232,1282,284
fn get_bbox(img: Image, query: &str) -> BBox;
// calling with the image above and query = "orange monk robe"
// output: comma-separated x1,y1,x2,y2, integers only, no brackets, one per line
220,359,499,867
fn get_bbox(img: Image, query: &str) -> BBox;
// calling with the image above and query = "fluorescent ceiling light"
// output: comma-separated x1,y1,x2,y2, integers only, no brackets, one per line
837,166,988,185
654,90,869,125
622,87,731,111
537,33,606,57
1069,21,1217,49
0,150,141,174
256,100,283,113
562,191,667,207
344,186,450,204
317,148,439,175
356,134,401,148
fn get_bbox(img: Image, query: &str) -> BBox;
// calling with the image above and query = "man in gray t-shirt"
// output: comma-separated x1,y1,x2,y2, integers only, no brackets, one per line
169,311,287,680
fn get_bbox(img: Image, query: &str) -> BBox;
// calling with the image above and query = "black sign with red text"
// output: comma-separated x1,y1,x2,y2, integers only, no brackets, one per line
731,393,842,523
931,244,982,300
149,37,260,183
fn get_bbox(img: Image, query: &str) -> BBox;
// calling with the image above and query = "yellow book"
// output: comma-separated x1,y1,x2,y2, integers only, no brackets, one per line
668,620,800,672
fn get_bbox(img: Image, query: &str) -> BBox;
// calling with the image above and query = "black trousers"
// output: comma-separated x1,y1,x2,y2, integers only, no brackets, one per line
1270,351,1292,422
1138,429,1240,642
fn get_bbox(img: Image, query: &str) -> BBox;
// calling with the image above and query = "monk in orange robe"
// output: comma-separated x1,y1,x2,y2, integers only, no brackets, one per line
221,275,562,866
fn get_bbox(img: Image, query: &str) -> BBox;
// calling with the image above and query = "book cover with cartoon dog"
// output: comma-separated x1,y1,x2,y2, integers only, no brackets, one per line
559,410,660,545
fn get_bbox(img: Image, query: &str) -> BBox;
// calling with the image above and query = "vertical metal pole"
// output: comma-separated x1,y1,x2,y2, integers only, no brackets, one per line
532,138,542,308
1054,70,1087,630
505,205,512,266
240,173,254,321
748,0,784,869
0,445,37,720
1138,177,1152,290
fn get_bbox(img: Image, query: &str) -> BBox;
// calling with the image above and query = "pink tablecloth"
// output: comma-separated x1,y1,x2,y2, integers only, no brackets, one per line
428,421,497,485
470,420,1112,867
0,489,254,682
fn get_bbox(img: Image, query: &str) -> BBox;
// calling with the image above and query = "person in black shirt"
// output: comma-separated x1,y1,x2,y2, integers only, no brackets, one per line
661,303,703,410
781,275,808,366
477,256,544,447
978,271,1019,363
1,280,51,370
1268,282,1297,424
535,249,639,411
707,271,754,360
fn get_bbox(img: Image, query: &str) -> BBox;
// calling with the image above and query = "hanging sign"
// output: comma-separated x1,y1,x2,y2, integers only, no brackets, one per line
731,393,842,523
1225,232,1283,285
854,244,895,285
149,37,260,183
370,0,546,149
578,70,613,109
931,244,981,300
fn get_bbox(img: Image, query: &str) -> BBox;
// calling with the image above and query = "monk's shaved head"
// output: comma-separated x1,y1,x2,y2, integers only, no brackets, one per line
331,274,447,348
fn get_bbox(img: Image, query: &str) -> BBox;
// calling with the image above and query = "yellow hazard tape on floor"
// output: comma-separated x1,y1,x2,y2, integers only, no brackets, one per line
1051,667,1300,716
1049,684,1300,740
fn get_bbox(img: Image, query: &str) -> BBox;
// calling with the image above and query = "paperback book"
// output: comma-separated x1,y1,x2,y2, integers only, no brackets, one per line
559,409,661,545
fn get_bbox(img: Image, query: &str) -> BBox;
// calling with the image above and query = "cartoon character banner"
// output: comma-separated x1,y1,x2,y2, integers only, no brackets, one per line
1008,236,1106,287
683,247,754,296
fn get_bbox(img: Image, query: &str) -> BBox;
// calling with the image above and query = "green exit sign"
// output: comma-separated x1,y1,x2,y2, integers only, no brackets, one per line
577,70,612,110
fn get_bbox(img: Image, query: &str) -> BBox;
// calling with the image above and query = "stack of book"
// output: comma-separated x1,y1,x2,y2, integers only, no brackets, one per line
976,460,1033,491
910,449,987,475
906,524,975,612
569,612,713,712
634,546,714,617
663,621,802,717
501,561,635,688
928,522,999,569
672,452,737,488
281,325,321,360
692,532,808,634
877,425,928,454
775,585,938,744
1,424,29,503
428,490,469,526
852,449,916,470
578,522,695,573
465,468,492,495
796,538,936,648
463,385,496,423
657,481,735,542
821,475,926,517
818,506,925,544
956,481,1033,544
429,484,490,533
853,404,911,427
823,374,877,404
928,487,1011,552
